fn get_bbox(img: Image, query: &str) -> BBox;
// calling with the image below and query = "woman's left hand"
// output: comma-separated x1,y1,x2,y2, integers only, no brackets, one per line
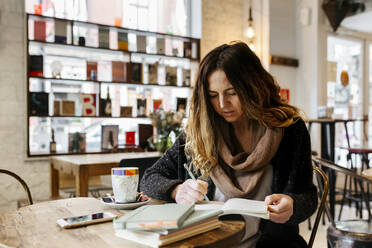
264,194,294,223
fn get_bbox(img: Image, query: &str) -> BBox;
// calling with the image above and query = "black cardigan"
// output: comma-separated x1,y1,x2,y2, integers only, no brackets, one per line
140,119,317,247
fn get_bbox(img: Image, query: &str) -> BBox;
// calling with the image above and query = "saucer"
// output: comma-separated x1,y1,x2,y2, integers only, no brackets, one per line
100,197,150,210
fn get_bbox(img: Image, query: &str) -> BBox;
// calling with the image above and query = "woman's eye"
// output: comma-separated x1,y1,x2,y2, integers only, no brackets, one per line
228,92,236,96
209,95,218,98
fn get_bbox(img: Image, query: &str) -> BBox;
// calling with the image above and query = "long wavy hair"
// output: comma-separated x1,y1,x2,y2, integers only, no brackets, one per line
185,42,302,176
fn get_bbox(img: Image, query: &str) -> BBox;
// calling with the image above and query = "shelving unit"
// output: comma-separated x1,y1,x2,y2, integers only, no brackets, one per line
26,13,199,157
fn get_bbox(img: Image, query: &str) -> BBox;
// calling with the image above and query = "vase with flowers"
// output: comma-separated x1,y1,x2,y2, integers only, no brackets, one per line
149,107,186,153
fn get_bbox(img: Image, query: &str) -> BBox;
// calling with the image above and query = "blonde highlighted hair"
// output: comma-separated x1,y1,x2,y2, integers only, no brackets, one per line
185,42,302,176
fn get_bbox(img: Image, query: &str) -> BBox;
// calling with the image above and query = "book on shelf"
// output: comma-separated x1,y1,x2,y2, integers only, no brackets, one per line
61,100,75,116
191,42,198,59
137,98,147,117
131,63,143,83
182,69,191,87
176,97,187,112
29,55,43,77
125,131,135,145
136,35,147,53
148,63,158,84
114,203,195,231
34,20,46,41
101,125,119,151
120,106,132,117
68,132,86,153
156,38,165,55
98,27,110,48
111,61,128,82
81,93,96,116
100,86,112,117
114,208,222,247
53,100,60,116
54,19,67,44
138,124,153,150
195,198,269,220
165,66,177,86
117,31,129,51
86,61,98,81
183,41,192,58
30,92,49,116
152,99,162,111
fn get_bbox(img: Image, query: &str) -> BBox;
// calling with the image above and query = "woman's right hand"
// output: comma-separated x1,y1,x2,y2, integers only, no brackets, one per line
171,179,208,204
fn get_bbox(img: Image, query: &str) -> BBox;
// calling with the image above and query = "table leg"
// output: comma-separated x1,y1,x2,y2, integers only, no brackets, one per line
50,159,60,197
75,166,89,197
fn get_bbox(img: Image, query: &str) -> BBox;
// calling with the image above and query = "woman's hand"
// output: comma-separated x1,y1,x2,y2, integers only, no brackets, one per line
171,179,208,204
264,194,294,223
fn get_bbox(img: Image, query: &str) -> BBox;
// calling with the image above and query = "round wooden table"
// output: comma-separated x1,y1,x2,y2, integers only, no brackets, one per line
0,198,245,248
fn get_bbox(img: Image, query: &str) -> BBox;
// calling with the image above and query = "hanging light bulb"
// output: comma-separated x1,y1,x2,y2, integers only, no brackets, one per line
246,6,254,39
248,41,255,51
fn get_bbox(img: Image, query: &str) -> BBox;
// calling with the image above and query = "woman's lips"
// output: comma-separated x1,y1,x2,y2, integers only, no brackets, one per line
222,111,234,117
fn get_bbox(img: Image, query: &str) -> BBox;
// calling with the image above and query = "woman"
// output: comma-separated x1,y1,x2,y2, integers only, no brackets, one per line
140,42,317,247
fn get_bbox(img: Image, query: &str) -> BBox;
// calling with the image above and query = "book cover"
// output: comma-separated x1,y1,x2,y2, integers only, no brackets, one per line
61,100,75,116
126,131,135,145
165,66,177,86
54,20,67,44
191,42,198,59
81,93,96,116
120,106,132,117
114,203,194,231
176,98,187,112
118,31,129,51
137,98,146,117
98,27,110,48
131,63,142,83
86,61,98,81
182,69,191,86
152,99,162,111
138,124,153,150
156,38,165,55
148,63,158,84
29,55,43,77
136,35,147,53
101,125,119,151
30,92,48,116
53,100,60,116
34,20,46,41
112,61,128,82
195,198,269,219
183,41,192,58
68,132,86,153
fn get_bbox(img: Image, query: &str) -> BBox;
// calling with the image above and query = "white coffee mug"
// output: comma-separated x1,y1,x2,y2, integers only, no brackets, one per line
111,167,139,203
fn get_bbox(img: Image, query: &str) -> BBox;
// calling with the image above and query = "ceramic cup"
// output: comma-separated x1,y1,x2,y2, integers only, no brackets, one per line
111,167,139,203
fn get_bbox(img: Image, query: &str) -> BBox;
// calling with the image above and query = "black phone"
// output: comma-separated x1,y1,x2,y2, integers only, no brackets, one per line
56,212,117,229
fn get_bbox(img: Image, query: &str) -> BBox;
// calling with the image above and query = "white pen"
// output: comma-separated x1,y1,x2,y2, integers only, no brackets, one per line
183,163,210,202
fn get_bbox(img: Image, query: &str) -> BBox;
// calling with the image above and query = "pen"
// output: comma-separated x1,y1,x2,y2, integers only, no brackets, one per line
183,163,210,202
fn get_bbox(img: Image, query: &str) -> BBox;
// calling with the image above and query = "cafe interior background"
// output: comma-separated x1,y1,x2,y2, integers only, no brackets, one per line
1,0,372,228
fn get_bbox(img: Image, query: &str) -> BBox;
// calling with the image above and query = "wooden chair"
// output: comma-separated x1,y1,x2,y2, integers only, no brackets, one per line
0,169,33,205
312,157,372,247
308,163,329,248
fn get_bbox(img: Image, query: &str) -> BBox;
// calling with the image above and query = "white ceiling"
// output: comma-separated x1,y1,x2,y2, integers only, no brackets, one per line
341,10,372,33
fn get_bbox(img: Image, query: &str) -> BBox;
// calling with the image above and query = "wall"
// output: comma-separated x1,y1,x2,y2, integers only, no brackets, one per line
0,0,50,212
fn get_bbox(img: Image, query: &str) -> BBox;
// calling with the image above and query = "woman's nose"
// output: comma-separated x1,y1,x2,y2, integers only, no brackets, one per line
219,95,226,108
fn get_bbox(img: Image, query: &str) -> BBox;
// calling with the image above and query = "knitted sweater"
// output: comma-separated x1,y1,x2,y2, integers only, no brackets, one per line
140,119,317,247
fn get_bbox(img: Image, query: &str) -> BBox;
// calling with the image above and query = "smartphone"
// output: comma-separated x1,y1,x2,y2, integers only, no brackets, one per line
56,212,117,229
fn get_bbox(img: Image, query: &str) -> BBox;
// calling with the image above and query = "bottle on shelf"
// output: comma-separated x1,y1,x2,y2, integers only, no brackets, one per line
50,129,57,154
104,86,112,117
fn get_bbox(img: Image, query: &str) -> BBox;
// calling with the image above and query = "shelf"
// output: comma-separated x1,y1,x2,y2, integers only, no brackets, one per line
28,148,143,157
29,76,192,89
27,13,200,42
29,115,150,119
28,40,199,62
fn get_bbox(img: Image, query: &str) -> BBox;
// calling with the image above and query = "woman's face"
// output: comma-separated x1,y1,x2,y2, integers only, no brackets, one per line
208,70,244,123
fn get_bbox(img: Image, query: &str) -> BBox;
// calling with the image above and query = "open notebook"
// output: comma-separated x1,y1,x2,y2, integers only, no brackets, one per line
195,198,269,219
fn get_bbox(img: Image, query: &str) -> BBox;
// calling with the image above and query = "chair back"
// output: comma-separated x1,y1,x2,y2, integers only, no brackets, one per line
0,169,33,205
308,163,329,248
